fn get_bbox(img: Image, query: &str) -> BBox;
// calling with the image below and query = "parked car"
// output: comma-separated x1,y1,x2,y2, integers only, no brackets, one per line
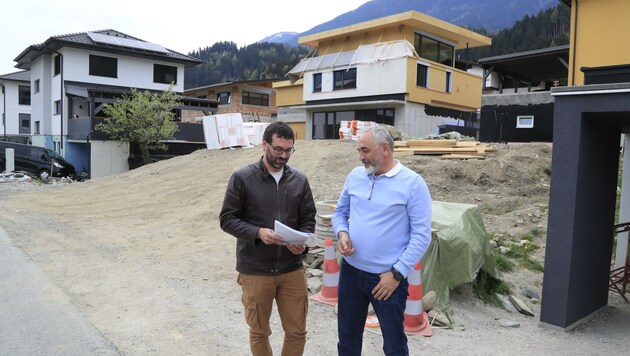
0,141,76,180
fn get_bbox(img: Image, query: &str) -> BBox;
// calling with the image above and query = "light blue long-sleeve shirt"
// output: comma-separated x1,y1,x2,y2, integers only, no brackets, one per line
332,161,432,278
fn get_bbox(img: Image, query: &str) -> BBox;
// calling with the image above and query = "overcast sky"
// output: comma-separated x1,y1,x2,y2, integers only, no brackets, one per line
0,0,367,75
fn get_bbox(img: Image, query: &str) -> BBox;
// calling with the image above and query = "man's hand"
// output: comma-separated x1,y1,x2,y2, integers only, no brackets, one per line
338,232,355,256
257,228,284,245
286,244,306,255
372,272,400,301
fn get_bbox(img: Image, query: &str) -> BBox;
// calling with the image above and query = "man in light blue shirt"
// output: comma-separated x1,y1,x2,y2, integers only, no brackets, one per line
332,126,432,356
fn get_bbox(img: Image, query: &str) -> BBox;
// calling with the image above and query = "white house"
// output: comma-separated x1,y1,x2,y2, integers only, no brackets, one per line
11,29,213,178
0,70,31,143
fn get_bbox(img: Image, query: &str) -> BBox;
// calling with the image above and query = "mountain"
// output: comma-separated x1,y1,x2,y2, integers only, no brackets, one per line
263,0,562,46
258,32,300,44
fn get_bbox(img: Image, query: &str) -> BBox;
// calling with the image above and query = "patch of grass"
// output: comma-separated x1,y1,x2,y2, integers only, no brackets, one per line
505,242,544,272
494,252,514,273
472,269,511,307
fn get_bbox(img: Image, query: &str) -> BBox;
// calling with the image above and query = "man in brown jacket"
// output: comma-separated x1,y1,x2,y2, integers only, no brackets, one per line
220,121,316,356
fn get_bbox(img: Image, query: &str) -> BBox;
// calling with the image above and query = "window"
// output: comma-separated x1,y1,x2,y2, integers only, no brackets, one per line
216,92,231,104
445,71,452,93
54,55,61,76
153,64,177,84
89,55,117,78
242,91,269,106
34,121,40,134
414,33,454,66
333,68,357,90
313,73,322,93
517,115,534,128
54,100,61,115
416,63,428,88
34,79,40,94
312,108,395,139
19,113,30,134
18,85,30,105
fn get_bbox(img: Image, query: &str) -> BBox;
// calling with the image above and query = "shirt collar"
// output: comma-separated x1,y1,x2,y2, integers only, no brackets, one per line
373,160,402,178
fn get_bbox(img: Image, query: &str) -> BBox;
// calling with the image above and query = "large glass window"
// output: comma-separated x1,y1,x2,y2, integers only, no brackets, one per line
18,85,30,105
89,55,117,78
333,68,356,90
19,113,30,134
312,108,395,139
153,64,177,84
414,33,454,66
242,91,269,106
313,73,322,93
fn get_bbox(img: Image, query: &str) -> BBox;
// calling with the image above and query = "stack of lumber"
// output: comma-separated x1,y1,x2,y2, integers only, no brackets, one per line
393,139,496,159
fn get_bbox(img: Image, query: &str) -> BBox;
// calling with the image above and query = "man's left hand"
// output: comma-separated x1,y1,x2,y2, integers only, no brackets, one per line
372,272,400,301
286,244,306,255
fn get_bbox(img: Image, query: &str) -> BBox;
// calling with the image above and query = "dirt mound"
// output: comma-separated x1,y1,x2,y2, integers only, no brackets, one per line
0,140,569,355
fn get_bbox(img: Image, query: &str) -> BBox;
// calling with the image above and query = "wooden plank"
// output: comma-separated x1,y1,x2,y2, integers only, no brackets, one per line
394,141,408,148
406,139,457,147
454,141,481,147
412,147,479,154
439,154,487,160
393,150,415,157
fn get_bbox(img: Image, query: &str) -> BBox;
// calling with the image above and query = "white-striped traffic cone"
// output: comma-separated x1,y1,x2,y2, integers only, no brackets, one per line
310,238,339,306
403,260,432,337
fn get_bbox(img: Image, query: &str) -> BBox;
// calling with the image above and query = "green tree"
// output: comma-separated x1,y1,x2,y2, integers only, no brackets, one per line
96,85,181,165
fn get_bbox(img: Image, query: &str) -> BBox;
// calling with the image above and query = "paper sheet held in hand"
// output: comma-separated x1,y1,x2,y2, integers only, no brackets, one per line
274,220,316,246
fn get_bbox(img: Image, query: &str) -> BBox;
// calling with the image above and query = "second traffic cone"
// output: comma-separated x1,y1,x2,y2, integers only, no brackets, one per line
310,238,339,306
403,260,432,337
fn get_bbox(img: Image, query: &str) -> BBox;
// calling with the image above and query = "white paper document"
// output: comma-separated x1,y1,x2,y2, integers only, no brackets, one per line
274,220,316,246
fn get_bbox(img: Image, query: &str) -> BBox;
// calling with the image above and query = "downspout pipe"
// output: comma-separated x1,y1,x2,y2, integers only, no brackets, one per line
45,45,64,153
1,83,5,140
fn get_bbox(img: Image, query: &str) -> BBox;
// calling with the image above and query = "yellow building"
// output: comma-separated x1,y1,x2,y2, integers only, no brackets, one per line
274,11,491,139
564,0,630,85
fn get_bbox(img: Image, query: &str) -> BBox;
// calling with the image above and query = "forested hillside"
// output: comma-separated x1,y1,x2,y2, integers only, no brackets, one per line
184,3,571,89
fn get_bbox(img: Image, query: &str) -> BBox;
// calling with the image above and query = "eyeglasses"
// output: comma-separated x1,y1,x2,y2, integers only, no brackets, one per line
270,144,295,155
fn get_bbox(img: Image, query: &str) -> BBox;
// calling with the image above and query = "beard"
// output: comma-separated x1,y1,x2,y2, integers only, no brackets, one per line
266,151,287,169
363,160,378,174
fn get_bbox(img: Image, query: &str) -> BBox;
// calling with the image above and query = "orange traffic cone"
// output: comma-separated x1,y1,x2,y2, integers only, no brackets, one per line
403,260,432,337
311,238,339,306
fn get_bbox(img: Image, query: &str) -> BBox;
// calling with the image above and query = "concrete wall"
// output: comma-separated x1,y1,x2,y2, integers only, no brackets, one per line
90,140,129,178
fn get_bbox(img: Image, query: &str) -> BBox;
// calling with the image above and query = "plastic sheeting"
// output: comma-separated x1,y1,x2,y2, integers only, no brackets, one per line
287,40,417,84
422,201,496,322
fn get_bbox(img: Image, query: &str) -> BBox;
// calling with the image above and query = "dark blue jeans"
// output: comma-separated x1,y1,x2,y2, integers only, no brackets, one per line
337,260,409,356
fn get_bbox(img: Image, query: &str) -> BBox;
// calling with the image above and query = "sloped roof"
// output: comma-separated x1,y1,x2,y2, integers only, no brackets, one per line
14,29,201,70
0,70,30,82
477,45,569,83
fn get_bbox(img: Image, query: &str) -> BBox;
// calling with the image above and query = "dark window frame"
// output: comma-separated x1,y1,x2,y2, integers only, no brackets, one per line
313,73,322,93
153,64,178,84
216,91,231,104
89,55,118,78
54,100,61,115
333,68,357,90
445,71,452,93
19,113,30,134
414,33,454,67
18,85,31,105
54,55,61,76
416,63,428,88
34,79,40,94
242,91,269,107
311,108,395,139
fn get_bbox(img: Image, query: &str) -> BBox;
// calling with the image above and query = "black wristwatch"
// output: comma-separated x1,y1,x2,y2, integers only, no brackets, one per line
390,267,404,281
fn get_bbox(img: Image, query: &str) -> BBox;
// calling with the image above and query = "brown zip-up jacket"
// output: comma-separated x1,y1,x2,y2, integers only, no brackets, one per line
220,157,316,275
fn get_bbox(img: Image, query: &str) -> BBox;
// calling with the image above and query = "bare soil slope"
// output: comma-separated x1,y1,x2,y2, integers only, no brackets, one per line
1,140,629,355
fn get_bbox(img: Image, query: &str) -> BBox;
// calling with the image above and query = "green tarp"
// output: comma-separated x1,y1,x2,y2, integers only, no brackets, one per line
423,201,496,322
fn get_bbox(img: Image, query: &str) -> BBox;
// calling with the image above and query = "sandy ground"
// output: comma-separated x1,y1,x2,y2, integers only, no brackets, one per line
1,139,630,355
